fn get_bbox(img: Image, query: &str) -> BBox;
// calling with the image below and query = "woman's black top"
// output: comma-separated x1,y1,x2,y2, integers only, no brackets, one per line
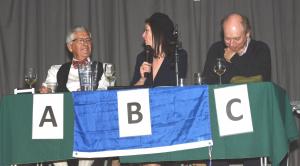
131,49,188,87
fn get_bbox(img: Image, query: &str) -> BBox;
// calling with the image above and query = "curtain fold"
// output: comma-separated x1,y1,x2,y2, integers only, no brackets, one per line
0,0,299,99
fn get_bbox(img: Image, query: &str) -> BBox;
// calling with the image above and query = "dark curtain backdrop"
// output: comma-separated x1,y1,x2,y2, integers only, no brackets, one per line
0,0,300,164
0,0,299,100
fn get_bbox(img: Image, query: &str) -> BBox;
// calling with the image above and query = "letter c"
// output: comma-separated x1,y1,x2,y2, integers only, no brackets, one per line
226,98,243,121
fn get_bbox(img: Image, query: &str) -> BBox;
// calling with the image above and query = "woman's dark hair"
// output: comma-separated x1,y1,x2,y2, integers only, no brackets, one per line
145,12,175,57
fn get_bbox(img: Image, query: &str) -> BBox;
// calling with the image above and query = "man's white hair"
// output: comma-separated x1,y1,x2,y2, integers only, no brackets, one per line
66,26,92,44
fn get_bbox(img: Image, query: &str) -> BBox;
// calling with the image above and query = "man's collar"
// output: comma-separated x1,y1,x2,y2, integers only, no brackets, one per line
238,38,251,56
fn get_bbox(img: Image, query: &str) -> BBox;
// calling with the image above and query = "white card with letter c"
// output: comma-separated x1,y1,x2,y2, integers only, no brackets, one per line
214,84,253,137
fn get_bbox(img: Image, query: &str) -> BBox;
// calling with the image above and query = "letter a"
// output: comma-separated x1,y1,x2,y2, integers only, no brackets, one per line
39,106,58,127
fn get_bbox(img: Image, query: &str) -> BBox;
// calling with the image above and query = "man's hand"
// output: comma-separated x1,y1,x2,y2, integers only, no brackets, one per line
39,86,50,94
224,48,236,63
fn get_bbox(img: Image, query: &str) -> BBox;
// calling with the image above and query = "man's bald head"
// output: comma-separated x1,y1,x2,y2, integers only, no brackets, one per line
222,13,251,34
221,13,251,53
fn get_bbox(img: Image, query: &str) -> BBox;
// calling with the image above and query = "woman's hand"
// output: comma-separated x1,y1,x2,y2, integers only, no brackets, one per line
139,62,152,78
134,62,152,86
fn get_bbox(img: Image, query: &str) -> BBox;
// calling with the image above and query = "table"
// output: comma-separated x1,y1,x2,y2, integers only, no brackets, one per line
0,82,298,166
0,93,74,165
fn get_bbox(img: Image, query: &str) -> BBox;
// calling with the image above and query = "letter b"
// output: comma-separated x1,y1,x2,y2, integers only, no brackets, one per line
127,102,143,124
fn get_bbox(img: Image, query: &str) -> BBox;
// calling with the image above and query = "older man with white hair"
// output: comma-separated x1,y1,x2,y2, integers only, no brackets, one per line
39,26,114,166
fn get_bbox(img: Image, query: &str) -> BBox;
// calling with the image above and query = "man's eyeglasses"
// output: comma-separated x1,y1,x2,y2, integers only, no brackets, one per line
72,38,92,44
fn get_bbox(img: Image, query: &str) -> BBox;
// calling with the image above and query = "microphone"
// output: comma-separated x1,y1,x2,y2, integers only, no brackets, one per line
170,24,180,46
172,24,180,86
144,45,153,78
173,24,178,41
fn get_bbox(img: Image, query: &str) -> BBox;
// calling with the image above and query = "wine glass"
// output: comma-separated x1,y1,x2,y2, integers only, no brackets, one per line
104,63,116,87
213,58,226,84
24,67,38,88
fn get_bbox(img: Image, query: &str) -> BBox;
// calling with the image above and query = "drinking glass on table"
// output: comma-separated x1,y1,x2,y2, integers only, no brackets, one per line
213,58,226,84
193,72,202,85
104,63,116,87
78,61,99,91
24,67,37,88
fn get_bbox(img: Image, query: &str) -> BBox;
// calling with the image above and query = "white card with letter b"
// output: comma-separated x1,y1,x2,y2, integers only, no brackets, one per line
117,89,152,137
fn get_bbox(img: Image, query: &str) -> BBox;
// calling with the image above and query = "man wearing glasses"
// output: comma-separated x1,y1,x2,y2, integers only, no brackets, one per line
40,26,112,93
202,12,271,85
39,26,112,166
202,12,271,166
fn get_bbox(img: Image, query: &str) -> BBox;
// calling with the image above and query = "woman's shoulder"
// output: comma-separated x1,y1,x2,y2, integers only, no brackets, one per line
137,50,146,57
135,50,147,62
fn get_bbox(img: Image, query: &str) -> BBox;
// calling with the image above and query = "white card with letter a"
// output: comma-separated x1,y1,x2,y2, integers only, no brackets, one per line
214,84,253,137
117,89,152,137
32,94,64,139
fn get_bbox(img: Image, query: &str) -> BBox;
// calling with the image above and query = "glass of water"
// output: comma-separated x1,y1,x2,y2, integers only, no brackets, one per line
193,72,202,85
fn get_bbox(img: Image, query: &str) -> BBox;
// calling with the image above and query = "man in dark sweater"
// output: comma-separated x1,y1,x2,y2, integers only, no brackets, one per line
202,12,271,84
202,13,271,166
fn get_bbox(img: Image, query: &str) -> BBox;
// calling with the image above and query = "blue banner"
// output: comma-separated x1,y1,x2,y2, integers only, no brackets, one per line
72,86,212,158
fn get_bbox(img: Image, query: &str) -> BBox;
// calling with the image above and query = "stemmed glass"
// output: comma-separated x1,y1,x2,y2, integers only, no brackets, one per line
213,58,226,84
104,63,116,87
24,67,38,88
